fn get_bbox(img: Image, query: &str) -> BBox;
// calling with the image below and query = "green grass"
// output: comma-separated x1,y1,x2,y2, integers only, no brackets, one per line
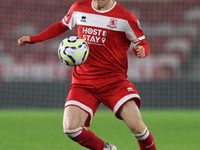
0,109,200,150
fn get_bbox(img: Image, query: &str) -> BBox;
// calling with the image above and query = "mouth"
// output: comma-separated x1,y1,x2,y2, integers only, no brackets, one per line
93,0,104,8
94,0,104,3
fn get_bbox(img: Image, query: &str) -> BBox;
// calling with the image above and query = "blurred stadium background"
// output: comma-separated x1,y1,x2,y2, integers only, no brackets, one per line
0,0,200,109
1,0,200,150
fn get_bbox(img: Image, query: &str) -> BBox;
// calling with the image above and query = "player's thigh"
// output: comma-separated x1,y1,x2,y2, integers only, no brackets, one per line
63,106,89,130
64,85,100,128
118,100,146,134
100,79,141,118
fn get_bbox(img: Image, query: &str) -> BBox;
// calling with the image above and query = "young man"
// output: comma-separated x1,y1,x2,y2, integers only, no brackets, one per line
18,0,157,149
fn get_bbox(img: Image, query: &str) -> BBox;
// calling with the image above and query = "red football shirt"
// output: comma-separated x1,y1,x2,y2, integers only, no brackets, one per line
62,0,146,88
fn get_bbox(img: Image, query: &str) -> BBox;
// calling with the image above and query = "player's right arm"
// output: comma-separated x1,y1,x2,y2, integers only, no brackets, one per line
17,1,79,47
17,20,69,46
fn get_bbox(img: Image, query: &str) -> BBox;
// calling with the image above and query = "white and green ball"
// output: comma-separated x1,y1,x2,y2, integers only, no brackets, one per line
58,36,89,66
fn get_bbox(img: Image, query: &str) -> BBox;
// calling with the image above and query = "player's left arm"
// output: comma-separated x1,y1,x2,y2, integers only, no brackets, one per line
132,39,150,58
126,12,150,58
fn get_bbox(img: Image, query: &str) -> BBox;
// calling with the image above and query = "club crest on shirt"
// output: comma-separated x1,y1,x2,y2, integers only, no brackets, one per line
107,18,118,29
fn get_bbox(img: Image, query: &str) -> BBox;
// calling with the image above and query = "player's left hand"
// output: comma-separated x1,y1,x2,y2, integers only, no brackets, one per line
134,41,145,58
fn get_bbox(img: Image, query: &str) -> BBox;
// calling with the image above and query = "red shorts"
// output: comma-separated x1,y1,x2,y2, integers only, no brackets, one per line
65,79,141,127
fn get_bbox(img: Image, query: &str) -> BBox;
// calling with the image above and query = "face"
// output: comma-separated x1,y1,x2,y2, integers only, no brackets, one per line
93,0,113,11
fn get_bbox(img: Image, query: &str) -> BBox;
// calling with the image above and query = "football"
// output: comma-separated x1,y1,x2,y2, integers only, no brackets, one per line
58,36,89,66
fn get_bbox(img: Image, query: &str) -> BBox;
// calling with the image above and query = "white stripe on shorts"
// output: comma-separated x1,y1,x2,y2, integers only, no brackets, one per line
113,94,140,115
65,100,94,124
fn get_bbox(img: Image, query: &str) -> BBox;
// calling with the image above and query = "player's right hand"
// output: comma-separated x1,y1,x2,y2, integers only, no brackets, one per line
17,36,30,46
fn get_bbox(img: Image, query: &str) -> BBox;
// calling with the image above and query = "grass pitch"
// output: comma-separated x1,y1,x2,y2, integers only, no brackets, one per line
0,109,199,150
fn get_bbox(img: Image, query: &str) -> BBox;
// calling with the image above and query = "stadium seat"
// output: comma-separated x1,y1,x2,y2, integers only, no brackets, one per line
183,7,200,27
12,23,37,38
164,37,192,62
